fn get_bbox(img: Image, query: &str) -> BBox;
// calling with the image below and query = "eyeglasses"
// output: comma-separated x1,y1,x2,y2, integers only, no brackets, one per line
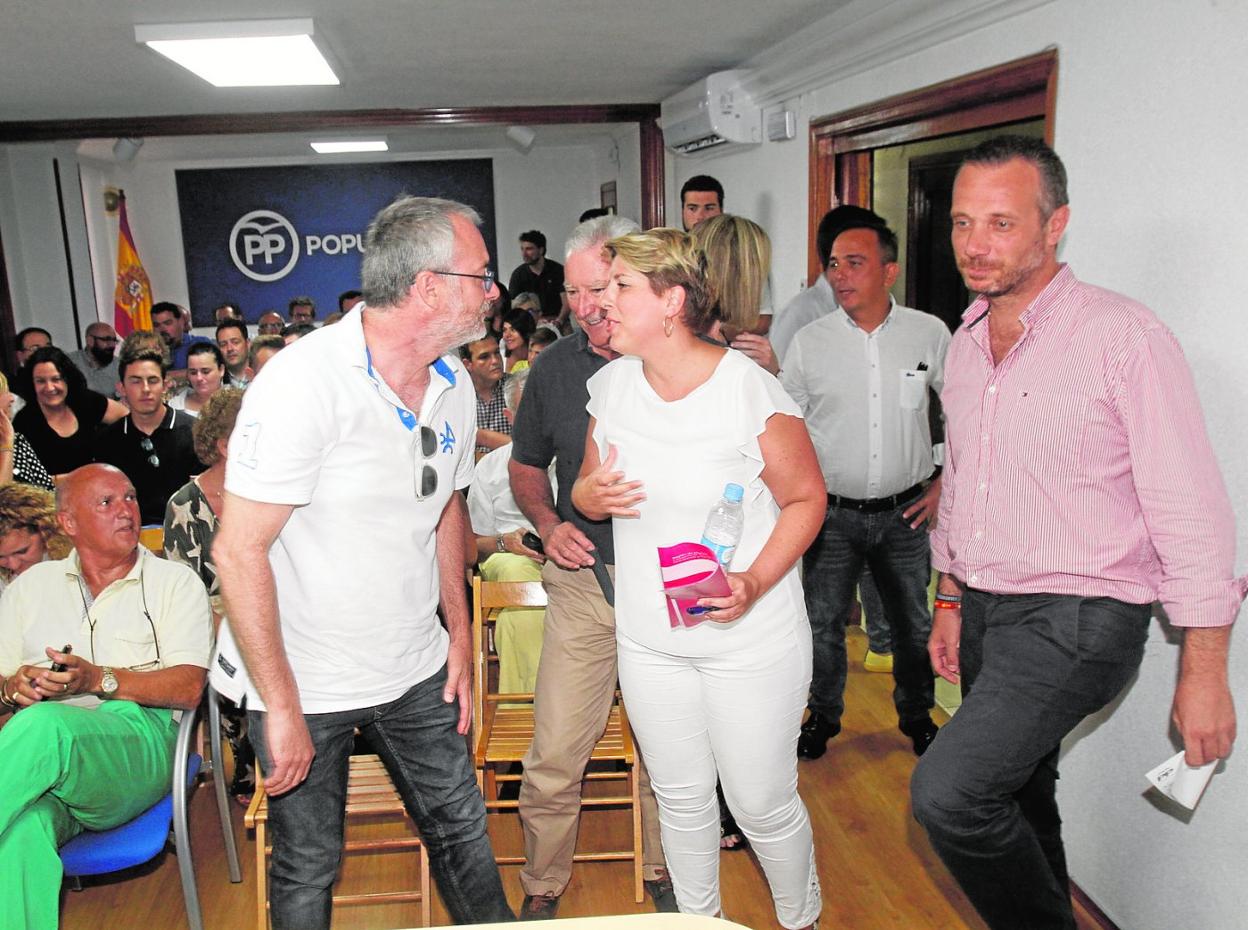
413,426,439,501
436,269,496,293
139,436,160,469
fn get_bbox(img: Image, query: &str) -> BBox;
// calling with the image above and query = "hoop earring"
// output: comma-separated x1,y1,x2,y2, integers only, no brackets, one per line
663,316,674,338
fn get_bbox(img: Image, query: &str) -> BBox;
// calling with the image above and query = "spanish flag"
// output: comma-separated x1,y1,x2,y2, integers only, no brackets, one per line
112,192,152,336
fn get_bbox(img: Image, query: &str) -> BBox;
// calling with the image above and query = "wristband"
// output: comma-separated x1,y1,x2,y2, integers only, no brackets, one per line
933,598,962,611
935,591,961,602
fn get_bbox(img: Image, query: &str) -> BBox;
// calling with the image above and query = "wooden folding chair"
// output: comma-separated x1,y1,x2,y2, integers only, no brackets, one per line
472,576,643,902
245,754,431,929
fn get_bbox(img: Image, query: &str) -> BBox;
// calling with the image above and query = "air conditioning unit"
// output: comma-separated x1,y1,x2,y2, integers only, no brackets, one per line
660,70,762,155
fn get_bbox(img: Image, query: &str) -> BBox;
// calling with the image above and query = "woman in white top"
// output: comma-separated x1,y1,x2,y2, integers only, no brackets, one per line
571,229,825,928
168,343,227,418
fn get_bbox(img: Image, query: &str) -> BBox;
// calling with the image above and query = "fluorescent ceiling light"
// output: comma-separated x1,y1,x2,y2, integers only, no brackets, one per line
135,19,339,87
310,140,389,154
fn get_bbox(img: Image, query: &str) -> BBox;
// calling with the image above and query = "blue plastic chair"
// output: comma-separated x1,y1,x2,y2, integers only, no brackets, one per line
59,692,243,930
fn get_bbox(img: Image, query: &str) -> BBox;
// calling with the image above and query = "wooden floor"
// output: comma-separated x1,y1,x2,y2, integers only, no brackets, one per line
59,627,1105,930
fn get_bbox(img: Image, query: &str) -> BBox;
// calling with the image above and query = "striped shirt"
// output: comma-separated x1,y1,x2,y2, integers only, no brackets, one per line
930,265,1245,628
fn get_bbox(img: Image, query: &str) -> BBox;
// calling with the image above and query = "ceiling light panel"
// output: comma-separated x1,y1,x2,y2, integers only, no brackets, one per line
135,20,339,87
310,140,389,154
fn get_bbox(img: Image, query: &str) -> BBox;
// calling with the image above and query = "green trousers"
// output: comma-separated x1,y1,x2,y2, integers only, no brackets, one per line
0,700,175,930
480,552,547,695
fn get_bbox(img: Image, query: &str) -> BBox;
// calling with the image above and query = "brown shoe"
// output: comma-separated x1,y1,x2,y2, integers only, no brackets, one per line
520,892,561,920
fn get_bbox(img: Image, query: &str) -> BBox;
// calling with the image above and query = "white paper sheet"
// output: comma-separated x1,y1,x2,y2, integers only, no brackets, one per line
1145,751,1217,810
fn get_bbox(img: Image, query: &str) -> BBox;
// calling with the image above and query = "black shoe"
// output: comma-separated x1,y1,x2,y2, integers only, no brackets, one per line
797,711,840,761
644,869,679,912
900,717,938,757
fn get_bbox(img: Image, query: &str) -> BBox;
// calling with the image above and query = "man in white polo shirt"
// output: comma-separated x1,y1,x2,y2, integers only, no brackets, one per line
214,196,514,928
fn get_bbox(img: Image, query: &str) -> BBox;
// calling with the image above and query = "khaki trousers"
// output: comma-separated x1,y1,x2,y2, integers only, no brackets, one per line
518,560,665,896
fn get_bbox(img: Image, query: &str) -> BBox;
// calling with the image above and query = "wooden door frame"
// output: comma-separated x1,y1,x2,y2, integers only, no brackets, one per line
807,49,1057,283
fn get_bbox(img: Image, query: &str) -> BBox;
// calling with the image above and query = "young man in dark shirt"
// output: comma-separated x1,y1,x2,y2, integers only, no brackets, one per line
94,339,204,525
507,230,567,326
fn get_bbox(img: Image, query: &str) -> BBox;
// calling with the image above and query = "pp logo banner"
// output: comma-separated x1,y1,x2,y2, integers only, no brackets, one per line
230,210,300,282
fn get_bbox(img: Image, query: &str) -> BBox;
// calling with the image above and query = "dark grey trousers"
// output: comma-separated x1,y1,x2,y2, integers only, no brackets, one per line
911,589,1150,930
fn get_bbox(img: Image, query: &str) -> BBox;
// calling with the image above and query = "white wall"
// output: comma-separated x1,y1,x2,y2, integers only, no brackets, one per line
4,138,618,341
0,142,96,349
670,1,1247,927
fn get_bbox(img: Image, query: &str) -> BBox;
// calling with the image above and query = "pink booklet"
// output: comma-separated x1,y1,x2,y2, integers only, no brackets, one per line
657,541,732,629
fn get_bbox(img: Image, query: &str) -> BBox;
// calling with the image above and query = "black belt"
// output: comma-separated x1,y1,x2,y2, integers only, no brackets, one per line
827,480,927,513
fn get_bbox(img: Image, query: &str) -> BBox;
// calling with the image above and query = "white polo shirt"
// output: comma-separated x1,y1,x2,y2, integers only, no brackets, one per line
225,306,476,713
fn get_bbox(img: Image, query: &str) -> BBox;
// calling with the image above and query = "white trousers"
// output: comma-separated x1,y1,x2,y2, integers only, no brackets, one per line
617,628,822,928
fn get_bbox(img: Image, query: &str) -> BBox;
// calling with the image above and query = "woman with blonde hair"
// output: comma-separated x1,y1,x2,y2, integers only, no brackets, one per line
691,213,782,850
690,214,779,373
0,483,70,589
571,228,824,927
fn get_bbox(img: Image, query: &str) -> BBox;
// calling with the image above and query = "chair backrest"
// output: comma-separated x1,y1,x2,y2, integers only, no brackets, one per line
139,526,165,554
471,576,547,749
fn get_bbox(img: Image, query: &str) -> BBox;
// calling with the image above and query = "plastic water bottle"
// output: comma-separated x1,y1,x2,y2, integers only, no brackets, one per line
700,483,745,566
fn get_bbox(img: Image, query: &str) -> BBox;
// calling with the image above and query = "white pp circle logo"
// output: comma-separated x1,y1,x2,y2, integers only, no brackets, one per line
230,210,299,282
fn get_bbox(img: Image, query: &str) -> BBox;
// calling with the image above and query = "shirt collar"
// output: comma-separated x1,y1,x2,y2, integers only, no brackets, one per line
65,545,151,585
124,406,174,435
835,295,898,333
961,263,1077,332
348,305,463,431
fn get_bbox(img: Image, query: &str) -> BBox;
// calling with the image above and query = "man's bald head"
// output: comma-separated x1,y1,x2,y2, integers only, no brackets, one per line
56,464,128,513
56,465,141,560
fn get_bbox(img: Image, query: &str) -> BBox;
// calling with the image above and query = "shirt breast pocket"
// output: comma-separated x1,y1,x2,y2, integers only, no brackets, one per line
114,628,162,670
899,369,927,410
1004,391,1089,475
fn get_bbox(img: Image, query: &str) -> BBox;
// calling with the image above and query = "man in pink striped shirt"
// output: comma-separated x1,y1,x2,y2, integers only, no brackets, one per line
911,135,1242,930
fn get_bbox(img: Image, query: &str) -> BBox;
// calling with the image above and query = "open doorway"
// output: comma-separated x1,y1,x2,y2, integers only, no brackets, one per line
806,52,1055,715
807,49,1057,326
872,120,1045,329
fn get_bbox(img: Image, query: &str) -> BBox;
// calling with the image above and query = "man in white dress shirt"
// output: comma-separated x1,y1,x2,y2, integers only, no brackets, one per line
769,205,890,364
781,217,950,761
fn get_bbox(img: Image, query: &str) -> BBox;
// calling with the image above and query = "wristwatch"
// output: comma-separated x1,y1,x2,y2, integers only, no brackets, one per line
495,534,507,554
99,666,119,697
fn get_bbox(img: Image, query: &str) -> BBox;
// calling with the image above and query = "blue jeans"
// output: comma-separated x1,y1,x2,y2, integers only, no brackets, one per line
859,568,892,654
910,591,1149,930
803,502,934,728
249,665,514,929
